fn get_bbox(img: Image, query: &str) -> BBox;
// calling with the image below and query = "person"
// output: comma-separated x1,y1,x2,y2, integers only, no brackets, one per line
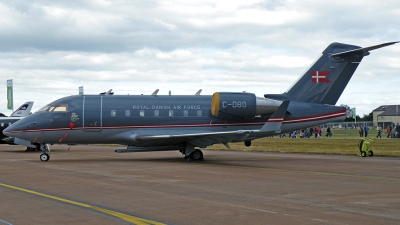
376,125,382,138
325,126,332,137
364,124,369,137
359,125,364,137
309,127,314,138
391,123,397,138
396,123,400,138
386,125,391,138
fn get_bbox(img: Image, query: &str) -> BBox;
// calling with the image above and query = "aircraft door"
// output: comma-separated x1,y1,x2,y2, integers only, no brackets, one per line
83,96,102,131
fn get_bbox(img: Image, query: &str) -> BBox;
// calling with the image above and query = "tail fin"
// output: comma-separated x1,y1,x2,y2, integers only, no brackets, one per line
279,42,398,105
10,101,34,117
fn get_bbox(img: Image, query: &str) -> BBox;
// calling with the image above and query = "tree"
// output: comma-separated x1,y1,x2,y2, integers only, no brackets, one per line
340,104,352,118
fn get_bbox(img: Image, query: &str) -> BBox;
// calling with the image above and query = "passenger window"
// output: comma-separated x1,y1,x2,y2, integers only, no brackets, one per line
197,110,202,117
154,110,159,117
169,110,174,117
1,123,3,127
183,110,188,117
140,110,145,117
111,110,116,117
125,110,130,117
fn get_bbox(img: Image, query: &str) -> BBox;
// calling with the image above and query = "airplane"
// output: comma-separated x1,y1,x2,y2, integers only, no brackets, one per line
3,41,398,162
0,101,34,149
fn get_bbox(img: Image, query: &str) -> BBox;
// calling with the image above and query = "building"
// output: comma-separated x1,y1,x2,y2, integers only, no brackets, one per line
373,105,400,128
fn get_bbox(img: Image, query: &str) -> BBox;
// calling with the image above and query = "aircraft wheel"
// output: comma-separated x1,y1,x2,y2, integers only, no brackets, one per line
361,151,367,157
40,153,50,162
190,150,203,161
244,140,251,147
367,150,374,157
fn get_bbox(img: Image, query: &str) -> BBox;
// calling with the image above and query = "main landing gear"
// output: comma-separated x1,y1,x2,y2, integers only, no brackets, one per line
39,144,51,162
181,144,205,161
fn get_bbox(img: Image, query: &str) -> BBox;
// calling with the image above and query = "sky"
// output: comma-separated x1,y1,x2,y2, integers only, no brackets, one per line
0,0,399,117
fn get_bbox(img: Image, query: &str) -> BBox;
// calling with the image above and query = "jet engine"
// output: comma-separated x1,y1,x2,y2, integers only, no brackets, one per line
211,92,282,119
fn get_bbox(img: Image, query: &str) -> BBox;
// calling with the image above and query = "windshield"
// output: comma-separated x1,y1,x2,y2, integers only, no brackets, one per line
37,104,68,113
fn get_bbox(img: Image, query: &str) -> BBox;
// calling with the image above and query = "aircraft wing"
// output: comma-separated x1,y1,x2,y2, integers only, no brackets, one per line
136,130,253,148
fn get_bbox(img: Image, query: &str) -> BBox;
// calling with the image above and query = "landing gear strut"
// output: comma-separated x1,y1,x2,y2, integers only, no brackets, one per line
39,144,51,162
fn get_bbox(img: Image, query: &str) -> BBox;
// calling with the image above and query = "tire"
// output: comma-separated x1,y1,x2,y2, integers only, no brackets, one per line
358,140,364,152
368,150,374,157
40,153,50,162
190,150,203,161
361,151,367,157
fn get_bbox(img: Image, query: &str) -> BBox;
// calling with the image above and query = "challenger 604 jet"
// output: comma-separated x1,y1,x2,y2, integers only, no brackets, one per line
3,42,398,161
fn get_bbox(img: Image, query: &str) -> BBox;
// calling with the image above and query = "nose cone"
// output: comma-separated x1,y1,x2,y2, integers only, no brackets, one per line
3,118,27,137
3,123,18,137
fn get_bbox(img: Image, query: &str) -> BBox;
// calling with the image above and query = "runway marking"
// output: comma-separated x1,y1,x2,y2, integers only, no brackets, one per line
203,162,400,182
0,219,12,225
0,182,166,225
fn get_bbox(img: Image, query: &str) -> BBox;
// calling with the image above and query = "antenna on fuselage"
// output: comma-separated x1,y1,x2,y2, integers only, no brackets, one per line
152,89,159,96
195,89,202,95
99,89,114,95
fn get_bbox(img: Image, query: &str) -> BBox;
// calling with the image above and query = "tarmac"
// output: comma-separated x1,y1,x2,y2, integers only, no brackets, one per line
0,144,400,225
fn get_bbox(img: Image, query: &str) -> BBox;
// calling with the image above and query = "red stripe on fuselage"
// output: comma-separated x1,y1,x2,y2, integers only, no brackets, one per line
5,110,346,133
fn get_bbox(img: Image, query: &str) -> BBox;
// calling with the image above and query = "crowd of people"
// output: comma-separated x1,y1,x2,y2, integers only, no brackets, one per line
384,123,400,138
281,126,332,138
278,123,400,139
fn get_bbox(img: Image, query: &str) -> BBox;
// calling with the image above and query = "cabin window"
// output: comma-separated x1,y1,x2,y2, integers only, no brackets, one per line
154,110,159,117
169,110,174,117
125,110,130,117
1,123,3,127
183,110,188,117
197,110,202,117
111,110,116,117
140,110,145,117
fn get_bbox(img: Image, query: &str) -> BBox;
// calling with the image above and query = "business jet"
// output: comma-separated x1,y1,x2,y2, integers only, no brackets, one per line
3,42,398,161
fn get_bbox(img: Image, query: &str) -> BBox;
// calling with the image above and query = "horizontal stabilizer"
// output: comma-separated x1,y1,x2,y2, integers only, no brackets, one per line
260,100,289,132
331,41,399,58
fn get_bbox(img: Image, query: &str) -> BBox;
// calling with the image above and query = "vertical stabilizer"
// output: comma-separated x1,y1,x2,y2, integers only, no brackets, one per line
10,101,34,117
283,42,398,105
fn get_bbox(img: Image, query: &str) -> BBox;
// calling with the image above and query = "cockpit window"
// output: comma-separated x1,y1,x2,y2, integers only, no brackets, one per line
37,104,68,112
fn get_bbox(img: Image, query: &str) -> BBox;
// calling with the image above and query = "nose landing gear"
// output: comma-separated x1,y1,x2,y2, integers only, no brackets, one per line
39,144,51,162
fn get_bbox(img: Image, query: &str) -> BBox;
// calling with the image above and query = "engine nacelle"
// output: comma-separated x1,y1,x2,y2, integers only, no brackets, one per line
211,92,282,119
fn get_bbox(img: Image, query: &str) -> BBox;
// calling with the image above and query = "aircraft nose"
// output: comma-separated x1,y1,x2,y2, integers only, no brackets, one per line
3,124,17,136
3,121,25,137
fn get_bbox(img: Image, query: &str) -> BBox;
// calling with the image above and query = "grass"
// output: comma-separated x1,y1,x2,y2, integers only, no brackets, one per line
206,128,400,157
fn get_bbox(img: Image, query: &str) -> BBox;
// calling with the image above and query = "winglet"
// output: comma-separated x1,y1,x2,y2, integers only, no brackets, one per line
260,100,289,132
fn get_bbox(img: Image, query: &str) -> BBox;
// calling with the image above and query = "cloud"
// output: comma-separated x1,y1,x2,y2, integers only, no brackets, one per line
0,0,399,116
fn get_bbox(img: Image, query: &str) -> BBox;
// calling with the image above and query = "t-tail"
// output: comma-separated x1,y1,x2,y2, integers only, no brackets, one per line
266,42,398,105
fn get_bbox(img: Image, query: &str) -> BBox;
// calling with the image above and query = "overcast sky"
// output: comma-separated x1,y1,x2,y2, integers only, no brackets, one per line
1,0,399,117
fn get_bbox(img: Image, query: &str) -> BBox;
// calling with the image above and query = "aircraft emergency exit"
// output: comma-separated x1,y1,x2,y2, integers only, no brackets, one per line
3,41,398,161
